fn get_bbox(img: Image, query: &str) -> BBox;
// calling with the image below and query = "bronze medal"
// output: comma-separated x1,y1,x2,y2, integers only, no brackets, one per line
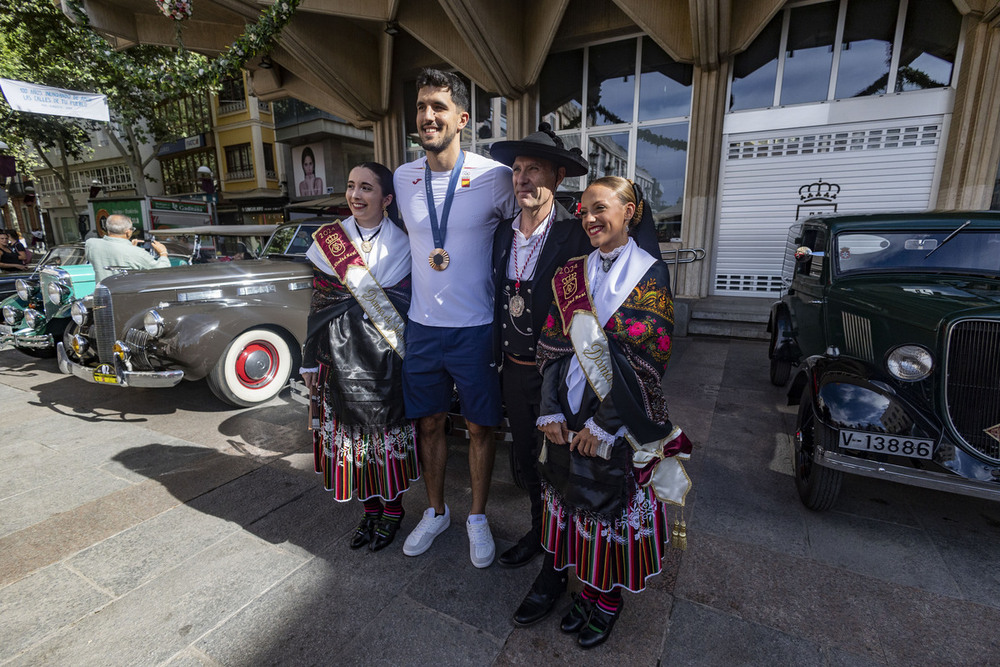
509,293,525,317
429,248,450,271
361,241,373,253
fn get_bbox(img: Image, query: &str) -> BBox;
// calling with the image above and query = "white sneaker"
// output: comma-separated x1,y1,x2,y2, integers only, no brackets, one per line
466,517,496,568
403,505,450,556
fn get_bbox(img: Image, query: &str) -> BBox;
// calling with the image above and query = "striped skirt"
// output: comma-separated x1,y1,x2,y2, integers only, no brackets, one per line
540,473,670,593
313,371,420,503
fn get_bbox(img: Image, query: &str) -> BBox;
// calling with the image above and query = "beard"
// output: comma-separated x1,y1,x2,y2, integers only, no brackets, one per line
419,124,459,154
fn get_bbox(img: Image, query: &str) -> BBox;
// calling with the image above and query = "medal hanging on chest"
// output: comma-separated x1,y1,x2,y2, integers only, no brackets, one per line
509,293,525,317
355,220,382,255
424,152,465,271
509,212,551,318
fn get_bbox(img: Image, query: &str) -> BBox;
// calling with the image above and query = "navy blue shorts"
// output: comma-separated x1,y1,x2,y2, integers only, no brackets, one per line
402,321,503,426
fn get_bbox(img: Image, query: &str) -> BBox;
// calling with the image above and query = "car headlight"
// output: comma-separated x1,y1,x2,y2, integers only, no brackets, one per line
15,279,35,302
143,310,165,337
886,345,933,381
70,334,89,356
70,300,90,326
46,281,68,306
24,308,45,328
3,305,22,325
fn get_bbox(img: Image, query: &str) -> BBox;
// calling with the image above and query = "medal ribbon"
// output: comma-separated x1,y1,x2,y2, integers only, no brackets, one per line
511,205,555,292
424,150,466,253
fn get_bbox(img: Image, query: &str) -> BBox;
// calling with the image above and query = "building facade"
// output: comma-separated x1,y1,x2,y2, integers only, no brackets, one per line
84,0,1000,299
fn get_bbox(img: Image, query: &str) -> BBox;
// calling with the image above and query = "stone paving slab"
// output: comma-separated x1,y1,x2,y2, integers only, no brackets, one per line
7,532,307,667
0,563,112,662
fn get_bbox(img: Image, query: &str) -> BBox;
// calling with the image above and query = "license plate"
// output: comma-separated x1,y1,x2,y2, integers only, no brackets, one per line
0,324,11,335
93,363,119,385
838,429,934,459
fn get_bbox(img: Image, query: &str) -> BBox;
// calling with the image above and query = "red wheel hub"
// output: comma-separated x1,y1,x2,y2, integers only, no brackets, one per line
234,340,279,388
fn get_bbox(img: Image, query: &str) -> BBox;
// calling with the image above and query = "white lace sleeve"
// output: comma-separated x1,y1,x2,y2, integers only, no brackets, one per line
584,418,627,460
536,414,566,427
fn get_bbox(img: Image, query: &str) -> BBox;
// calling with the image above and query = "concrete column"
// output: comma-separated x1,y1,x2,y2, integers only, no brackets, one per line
677,61,730,298
506,87,538,141
935,15,1000,209
373,107,404,170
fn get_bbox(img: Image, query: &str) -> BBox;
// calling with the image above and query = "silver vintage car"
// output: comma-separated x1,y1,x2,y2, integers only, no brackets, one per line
57,221,323,406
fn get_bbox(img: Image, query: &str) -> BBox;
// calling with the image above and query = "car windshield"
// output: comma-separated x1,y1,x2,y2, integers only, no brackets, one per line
262,223,322,257
38,246,86,267
836,230,1000,276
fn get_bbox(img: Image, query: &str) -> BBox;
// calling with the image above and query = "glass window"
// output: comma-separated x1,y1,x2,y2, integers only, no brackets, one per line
557,133,584,192
895,0,961,92
540,49,584,130
780,2,839,106
639,37,692,120
730,14,782,111
262,143,275,179
635,122,689,242
835,0,899,98
588,40,637,126
588,132,630,181
218,77,247,113
225,144,254,180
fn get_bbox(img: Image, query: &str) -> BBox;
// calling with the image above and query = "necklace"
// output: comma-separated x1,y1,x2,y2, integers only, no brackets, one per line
354,219,383,254
509,209,553,318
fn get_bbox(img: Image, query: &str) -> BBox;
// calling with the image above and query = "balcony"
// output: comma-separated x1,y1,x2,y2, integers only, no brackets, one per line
218,99,247,115
226,169,255,181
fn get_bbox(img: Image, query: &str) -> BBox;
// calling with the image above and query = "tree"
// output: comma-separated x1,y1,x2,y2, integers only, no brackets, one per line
0,0,213,220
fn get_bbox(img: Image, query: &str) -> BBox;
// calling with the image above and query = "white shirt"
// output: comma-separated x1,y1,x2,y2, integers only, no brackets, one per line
505,206,556,281
395,151,515,328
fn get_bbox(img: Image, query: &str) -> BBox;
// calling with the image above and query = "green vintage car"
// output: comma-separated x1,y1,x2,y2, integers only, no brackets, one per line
768,212,1000,510
0,245,89,357
1,243,189,357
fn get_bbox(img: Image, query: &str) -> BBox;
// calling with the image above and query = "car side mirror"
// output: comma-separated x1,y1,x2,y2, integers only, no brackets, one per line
794,246,812,261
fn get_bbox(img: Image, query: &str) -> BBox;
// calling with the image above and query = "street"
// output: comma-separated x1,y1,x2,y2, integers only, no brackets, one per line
1,337,999,666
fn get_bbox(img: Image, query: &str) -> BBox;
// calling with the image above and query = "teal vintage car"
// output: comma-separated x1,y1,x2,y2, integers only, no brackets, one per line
1,242,189,357
0,244,88,357
768,212,1000,510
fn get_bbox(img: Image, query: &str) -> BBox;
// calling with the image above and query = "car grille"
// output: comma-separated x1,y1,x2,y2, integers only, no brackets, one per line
93,286,116,364
945,318,1000,461
123,328,153,370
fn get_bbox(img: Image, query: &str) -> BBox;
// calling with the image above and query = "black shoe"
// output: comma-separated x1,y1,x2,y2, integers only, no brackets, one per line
513,580,564,627
577,599,623,649
369,510,404,552
560,595,595,634
499,531,542,568
350,514,378,549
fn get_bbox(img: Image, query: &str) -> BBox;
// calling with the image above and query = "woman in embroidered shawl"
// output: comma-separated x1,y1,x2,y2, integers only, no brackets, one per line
300,162,419,552
534,176,685,649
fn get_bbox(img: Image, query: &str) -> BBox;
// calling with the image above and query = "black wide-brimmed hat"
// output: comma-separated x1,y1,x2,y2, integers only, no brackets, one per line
490,122,589,177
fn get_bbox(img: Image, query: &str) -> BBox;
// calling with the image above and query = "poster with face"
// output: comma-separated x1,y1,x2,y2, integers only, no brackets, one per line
292,143,326,197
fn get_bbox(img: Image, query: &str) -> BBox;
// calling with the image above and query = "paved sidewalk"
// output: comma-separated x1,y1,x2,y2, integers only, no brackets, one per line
1,338,999,666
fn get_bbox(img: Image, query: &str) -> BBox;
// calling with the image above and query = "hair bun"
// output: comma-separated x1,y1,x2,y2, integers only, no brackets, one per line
538,121,553,134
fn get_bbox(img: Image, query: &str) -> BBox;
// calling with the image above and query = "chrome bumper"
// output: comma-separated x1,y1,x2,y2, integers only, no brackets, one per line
56,342,185,388
814,446,1000,502
14,332,54,349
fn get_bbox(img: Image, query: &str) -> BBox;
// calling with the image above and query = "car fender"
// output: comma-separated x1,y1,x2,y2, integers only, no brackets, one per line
125,300,303,381
789,356,938,439
769,301,800,362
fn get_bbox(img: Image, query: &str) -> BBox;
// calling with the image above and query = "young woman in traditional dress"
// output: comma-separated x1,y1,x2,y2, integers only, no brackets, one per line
300,162,419,552
533,176,691,648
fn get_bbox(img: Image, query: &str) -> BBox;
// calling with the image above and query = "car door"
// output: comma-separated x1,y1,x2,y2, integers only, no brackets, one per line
788,223,828,359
